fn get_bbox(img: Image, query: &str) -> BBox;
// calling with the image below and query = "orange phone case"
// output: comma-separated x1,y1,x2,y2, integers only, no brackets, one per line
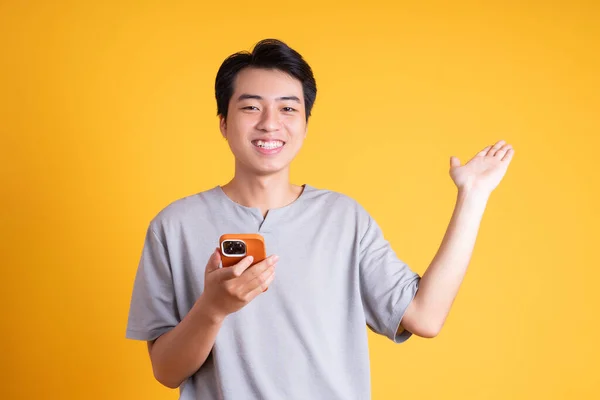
218,233,267,268
219,233,268,292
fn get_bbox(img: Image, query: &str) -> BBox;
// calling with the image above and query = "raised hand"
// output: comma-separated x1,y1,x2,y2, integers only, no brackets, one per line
449,140,515,195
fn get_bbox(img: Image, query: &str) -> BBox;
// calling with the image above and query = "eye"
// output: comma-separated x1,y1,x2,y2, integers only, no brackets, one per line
282,107,297,112
242,106,260,111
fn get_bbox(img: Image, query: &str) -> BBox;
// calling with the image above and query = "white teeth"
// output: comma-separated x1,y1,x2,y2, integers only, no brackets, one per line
255,140,284,149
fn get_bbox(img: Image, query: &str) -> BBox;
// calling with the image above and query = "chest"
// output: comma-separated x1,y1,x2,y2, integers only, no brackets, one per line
170,210,362,313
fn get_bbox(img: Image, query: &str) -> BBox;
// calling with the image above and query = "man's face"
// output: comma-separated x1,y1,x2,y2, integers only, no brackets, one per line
220,67,308,176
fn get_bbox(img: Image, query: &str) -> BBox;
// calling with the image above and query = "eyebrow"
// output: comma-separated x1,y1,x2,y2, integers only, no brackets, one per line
237,94,301,103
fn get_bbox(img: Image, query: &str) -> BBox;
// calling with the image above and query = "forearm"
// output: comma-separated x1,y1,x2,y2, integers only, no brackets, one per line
405,188,490,336
149,294,224,388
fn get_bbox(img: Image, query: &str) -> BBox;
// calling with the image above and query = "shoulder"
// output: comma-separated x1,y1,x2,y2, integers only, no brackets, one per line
303,184,372,222
148,186,220,233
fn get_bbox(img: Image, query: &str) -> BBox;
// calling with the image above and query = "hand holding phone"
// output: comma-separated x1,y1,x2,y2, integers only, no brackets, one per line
196,234,277,321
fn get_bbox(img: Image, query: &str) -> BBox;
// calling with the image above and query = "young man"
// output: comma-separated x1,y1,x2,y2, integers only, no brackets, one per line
126,39,514,399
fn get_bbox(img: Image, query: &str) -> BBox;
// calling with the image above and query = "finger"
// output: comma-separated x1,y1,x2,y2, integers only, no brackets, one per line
502,148,515,162
242,257,277,288
204,248,221,275
218,255,254,280
450,156,461,169
238,255,279,285
487,140,506,157
477,145,492,157
494,143,512,159
243,268,276,301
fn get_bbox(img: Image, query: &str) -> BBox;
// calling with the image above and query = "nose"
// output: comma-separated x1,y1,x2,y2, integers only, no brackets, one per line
256,107,281,132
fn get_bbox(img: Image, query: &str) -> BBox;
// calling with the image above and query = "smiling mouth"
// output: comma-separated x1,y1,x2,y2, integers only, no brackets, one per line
251,139,285,150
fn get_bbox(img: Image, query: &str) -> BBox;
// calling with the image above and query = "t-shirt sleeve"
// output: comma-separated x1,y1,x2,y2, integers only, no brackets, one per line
359,213,421,343
126,224,180,341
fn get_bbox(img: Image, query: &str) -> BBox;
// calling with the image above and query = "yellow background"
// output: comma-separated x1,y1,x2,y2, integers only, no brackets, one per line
1,1,599,399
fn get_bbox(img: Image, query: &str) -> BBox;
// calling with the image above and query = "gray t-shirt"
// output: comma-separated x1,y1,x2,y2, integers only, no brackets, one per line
126,184,420,399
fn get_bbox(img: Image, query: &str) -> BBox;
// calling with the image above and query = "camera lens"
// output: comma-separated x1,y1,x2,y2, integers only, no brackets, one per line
223,240,246,255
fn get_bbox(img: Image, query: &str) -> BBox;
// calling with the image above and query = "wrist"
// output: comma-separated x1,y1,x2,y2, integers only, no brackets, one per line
193,294,226,325
455,187,490,220
457,185,491,203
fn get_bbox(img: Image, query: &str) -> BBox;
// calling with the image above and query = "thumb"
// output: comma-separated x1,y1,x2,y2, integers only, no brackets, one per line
205,248,221,275
450,156,461,169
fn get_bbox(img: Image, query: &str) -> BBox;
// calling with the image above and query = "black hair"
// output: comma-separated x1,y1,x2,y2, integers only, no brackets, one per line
215,39,317,121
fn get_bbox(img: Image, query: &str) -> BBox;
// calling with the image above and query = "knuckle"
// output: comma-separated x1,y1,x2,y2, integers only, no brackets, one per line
241,292,253,303
234,291,246,302
224,283,235,295
232,267,242,278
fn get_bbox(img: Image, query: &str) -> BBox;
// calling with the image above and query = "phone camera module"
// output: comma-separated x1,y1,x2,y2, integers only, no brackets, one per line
223,240,246,256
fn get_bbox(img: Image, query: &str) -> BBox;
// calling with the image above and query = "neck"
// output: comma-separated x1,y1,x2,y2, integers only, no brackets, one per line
221,164,303,217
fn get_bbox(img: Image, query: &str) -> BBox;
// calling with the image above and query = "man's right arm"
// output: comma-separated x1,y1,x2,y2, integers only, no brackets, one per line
147,294,223,389
146,249,277,389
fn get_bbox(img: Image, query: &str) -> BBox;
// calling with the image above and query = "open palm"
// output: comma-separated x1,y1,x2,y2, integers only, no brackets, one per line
450,140,515,194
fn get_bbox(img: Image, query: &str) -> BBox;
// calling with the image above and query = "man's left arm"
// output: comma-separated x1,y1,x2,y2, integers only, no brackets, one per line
400,140,515,338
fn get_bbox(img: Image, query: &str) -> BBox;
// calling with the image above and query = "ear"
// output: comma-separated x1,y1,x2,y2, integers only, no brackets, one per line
219,115,227,139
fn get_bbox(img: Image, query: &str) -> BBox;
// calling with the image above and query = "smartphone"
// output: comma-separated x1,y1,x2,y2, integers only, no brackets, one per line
219,233,267,268
219,233,268,291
